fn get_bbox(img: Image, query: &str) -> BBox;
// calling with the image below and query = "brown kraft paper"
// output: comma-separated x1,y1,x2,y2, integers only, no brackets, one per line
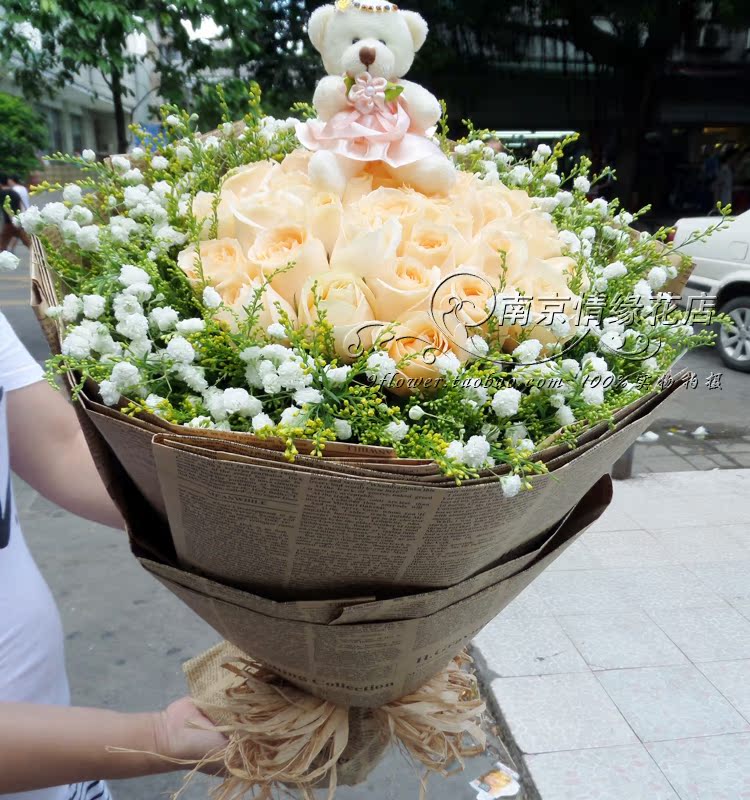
148,476,611,707
149,379,682,598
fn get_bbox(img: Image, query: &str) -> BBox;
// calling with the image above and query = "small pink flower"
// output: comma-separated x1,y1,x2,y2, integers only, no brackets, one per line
349,73,388,114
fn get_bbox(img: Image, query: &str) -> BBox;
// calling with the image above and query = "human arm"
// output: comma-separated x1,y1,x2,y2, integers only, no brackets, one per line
7,379,124,529
0,697,226,793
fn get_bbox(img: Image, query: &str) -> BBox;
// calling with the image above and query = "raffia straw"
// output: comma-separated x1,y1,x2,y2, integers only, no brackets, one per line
376,651,486,775
179,647,486,800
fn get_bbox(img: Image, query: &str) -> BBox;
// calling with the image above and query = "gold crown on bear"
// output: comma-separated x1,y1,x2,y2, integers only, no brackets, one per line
335,0,399,12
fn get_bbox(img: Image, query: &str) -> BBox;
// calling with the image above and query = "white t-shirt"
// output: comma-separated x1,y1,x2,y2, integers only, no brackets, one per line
9,186,30,211
0,312,70,800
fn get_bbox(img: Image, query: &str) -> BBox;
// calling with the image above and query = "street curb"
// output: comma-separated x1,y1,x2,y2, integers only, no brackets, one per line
471,642,540,800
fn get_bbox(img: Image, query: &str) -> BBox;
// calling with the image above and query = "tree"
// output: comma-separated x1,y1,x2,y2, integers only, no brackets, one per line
516,0,750,203
0,1,268,153
0,92,48,180
0,1,201,153
401,0,750,204
157,0,317,125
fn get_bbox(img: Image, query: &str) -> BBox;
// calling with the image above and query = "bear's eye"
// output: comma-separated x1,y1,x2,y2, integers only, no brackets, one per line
351,37,359,45
378,39,386,45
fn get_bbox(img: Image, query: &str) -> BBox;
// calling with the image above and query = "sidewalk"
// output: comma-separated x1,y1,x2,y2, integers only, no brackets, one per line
475,469,750,800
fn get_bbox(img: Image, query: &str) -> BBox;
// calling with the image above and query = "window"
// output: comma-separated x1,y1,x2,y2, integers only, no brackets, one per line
71,115,84,154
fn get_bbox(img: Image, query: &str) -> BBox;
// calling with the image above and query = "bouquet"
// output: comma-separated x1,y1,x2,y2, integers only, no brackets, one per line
21,2,721,795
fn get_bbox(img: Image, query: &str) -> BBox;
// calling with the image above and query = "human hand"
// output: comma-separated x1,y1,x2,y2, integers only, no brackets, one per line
152,697,227,773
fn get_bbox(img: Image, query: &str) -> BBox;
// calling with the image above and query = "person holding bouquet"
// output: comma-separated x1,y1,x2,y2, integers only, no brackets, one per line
0,311,225,800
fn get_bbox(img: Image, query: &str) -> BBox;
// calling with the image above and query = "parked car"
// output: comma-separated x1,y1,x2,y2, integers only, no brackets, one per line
671,209,750,372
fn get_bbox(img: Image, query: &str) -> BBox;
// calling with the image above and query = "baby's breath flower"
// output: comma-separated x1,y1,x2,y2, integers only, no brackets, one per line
82,149,96,162
558,230,581,253
82,294,106,320
492,387,521,418
69,205,93,225
582,384,605,406
435,352,461,376
150,306,179,332
463,435,492,468
365,352,396,384
583,353,608,374
294,388,323,406
223,388,262,417
325,365,352,386
166,336,195,364
61,294,83,322
203,286,222,309
119,265,150,287
123,168,144,184
409,405,425,421
185,416,215,429
110,361,141,392
251,413,274,432
333,419,352,440
111,155,130,172
385,420,409,442
144,394,166,415
513,339,543,364
507,165,532,185
98,380,120,406
648,266,668,290
532,143,552,163
445,440,465,461
573,176,591,193
17,205,43,233
116,314,149,340
176,318,205,335
41,202,68,226
589,198,609,217
555,405,576,427
500,474,522,498
63,184,83,204
76,225,100,251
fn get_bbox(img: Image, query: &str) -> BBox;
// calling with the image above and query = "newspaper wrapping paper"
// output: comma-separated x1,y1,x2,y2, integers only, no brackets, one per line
30,240,686,707
182,642,485,796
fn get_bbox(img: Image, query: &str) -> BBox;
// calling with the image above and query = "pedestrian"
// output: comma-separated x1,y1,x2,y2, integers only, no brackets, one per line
7,176,30,210
0,176,31,252
0,310,226,800
712,150,734,208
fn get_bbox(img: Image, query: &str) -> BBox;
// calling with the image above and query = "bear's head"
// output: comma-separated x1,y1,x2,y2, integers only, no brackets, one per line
307,1,428,80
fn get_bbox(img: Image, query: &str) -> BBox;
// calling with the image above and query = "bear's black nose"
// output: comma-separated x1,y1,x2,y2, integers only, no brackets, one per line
359,46,376,66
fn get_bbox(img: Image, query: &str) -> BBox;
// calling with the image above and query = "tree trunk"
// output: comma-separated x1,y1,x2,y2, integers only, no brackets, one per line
111,66,129,154
616,58,660,208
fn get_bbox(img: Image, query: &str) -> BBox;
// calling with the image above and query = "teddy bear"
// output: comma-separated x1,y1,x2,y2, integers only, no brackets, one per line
296,0,457,197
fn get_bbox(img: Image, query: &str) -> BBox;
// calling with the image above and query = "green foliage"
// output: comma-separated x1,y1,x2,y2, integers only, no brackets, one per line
0,93,47,179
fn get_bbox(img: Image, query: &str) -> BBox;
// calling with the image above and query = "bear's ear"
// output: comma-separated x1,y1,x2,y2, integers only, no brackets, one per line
401,10,429,52
308,5,335,54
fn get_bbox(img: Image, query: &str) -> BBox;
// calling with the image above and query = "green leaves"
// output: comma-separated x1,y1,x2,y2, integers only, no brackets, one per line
384,83,405,103
0,93,48,178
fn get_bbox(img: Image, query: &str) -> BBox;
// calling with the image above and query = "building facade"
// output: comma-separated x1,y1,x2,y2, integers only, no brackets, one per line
0,56,159,157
